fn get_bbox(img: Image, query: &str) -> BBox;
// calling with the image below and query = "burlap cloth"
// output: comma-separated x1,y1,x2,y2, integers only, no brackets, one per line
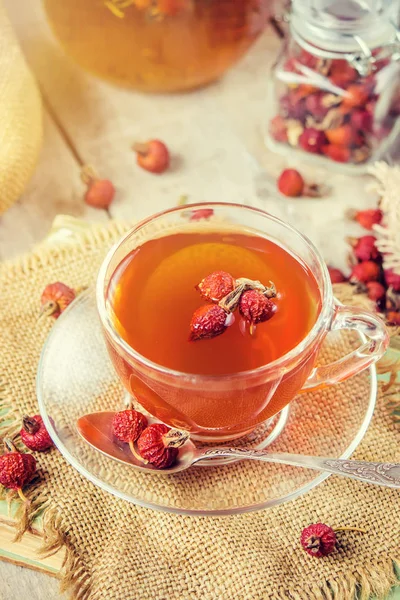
0,2,42,214
0,220,399,600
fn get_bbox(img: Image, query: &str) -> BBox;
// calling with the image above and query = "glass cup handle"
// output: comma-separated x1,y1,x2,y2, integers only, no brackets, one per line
302,304,389,391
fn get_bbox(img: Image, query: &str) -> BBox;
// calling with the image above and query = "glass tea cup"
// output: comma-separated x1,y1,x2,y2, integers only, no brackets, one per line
96,203,389,442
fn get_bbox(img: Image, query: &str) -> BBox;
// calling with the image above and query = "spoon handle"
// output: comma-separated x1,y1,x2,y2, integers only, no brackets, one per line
197,448,400,489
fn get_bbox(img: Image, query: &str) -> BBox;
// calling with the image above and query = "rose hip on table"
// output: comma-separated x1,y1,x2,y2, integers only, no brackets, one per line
81,165,115,210
136,423,189,468
0,439,36,502
300,523,365,558
40,282,76,319
20,415,54,452
348,208,383,230
277,168,324,198
133,139,170,174
327,266,347,284
348,235,380,262
350,261,380,284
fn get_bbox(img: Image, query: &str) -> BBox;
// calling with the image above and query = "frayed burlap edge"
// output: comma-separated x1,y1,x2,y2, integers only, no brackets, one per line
286,557,400,600
0,221,399,600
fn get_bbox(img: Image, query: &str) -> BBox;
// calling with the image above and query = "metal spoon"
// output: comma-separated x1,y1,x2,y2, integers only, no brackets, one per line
77,412,400,488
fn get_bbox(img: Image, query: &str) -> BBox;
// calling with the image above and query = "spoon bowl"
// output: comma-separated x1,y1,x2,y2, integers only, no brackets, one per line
77,411,400,488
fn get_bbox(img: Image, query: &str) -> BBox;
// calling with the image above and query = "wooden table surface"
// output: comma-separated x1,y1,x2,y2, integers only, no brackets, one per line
0,1,385,598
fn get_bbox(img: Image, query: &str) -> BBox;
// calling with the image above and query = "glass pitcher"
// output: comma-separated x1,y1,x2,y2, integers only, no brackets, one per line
43,0,271,92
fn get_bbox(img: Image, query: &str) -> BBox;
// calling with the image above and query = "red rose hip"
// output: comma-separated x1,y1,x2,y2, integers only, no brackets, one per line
133,139,170,174
112,409,148,444
0,439,36,501
239,289,276,326
189,304,228,341
277,169,304,197
301,523,337,557
20,415,54,452
137,424,189,468
196,271,235,302
299,128,327,154
350,261,380,283
328,266,347,284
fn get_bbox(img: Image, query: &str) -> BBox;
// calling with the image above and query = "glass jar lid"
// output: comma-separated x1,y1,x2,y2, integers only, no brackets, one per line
290,0,400,53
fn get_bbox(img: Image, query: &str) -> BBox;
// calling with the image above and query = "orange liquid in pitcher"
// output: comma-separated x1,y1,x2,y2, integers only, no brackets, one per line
106,230,321,438
43,0,269,92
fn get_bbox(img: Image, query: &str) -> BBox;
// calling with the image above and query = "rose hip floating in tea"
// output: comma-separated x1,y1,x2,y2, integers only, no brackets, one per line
189,271,278,341
266,0,400,170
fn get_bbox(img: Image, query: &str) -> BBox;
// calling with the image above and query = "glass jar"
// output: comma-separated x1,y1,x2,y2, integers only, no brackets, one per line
43,0,270,93
266,0,400,172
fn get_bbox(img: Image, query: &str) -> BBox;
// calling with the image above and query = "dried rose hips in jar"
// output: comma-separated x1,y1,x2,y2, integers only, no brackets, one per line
268,35,399,168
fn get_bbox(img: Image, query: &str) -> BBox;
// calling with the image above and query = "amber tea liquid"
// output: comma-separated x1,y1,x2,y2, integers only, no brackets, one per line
106,230,321,437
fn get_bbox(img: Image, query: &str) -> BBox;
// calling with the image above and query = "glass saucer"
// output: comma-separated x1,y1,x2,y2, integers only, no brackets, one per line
36,291,377,516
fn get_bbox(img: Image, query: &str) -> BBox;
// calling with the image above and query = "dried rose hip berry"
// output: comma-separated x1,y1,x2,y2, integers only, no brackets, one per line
301,523,365,558
304,93,329,121
196,271,235,302
81,166,115,210
322,144,351,163
20,415,54,452
329,60,358,86
366,281,386,302
112,409,148,444
133,139,170,174
350,261,380,283
277,169,304,197
40,282,76,319
343,85,369,109
269,115,288,143
350,235,380,262
137,424,188,469
239,289,276,325
189,304,228,341
300,523,337,557
351,208,383,230
0,439,36,501
384,268,400,292
328,266,347,284
325,124,354,146
299,128,327,154
85,179,115,209
351,110,373,133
